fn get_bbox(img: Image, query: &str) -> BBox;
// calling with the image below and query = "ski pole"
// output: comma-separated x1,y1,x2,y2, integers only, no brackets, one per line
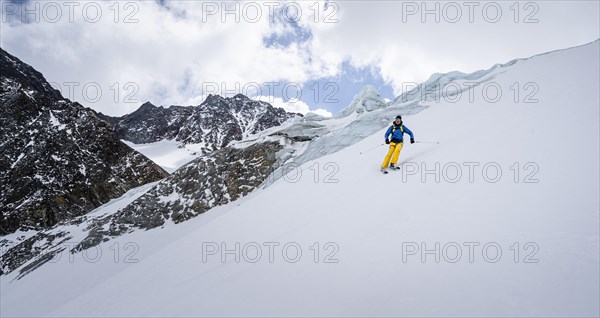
415,141,440,144
359,143,385,155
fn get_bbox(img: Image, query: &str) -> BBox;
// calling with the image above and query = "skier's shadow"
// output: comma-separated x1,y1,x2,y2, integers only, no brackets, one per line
400,144,440,164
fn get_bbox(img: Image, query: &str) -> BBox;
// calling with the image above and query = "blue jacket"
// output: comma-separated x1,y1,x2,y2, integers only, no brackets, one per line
385,123,414,143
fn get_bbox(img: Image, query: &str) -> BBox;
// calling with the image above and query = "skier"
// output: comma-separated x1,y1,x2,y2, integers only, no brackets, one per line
381,115,414,173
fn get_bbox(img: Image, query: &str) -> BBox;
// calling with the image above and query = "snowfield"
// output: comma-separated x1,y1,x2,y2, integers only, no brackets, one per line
1,41,598,317
122,139,205,173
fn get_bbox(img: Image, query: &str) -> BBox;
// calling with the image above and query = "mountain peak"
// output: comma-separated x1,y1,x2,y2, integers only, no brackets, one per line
0,47,168,236
141,101,156,107
0,47,62,100
137,101,159,111
231,93,250,100
204,94,225,104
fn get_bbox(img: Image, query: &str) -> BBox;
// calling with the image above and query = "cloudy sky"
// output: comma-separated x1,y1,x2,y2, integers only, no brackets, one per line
1,0,598,116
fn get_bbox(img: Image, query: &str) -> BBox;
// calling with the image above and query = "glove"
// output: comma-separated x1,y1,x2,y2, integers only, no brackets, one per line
385,140,390,144
410,138,415,144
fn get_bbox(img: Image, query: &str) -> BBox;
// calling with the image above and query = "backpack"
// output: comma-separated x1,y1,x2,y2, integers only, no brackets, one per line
391,124,404,135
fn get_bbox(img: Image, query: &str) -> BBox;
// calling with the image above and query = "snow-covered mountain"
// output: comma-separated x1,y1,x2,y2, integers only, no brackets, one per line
1,40,598,316
99,94,301,158
0,48,168,238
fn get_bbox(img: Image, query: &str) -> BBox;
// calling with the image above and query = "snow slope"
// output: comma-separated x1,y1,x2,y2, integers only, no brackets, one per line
1,40,598,317
122,139,205,173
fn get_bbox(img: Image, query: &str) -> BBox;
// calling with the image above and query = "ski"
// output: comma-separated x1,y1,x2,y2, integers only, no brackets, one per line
380,168,388,174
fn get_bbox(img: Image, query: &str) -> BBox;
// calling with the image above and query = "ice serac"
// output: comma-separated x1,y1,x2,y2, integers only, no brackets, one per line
0,47,168,236
387,51,537,108
333,84,387,119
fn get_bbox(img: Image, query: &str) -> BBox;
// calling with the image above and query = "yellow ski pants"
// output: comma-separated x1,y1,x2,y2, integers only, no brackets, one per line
381,142,403,169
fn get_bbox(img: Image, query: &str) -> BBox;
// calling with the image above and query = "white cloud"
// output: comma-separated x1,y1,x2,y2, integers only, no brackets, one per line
0,1,336,115
307,1,600,96
309,108,333,117
255,95,332,117
1,0,598,116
